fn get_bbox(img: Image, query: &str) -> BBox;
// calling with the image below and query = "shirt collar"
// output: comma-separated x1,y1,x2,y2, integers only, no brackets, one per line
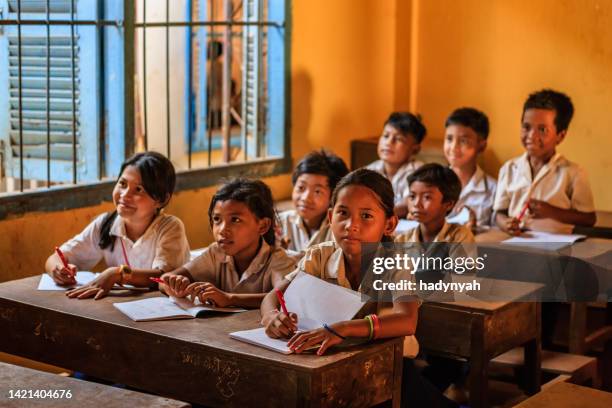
222,239,272,279
110,212,162,245
409,221,451,243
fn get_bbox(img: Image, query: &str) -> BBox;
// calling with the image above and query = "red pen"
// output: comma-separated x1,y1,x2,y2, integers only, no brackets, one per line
516,199,530,222
149,277,165,284
55,246,75,277
275,289,289,315
119,238,131,268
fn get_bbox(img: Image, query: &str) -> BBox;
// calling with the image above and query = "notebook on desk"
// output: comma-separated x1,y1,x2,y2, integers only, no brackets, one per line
502,230,586,251
230,272,366,354
113,296,247,321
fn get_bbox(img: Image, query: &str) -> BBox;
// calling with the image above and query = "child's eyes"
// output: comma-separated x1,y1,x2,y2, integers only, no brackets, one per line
212,216,221,224
135,186,144,193
118,180,127,187
361,212,374,219
231,217,241,223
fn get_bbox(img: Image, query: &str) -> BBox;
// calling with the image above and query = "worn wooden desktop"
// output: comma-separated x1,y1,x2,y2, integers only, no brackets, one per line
0,361,190,408
0,276,403,408
416,286,542,408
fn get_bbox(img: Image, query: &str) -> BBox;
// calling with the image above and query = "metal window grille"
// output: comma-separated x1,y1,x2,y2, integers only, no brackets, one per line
0,0,286,196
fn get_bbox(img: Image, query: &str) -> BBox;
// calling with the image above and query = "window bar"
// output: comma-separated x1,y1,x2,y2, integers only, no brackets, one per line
206,0,214,167
221,0,232,163
17,0,23,192
186,0,193,169
70,0,77,184
165,0,171,158
142,0,148,150
46,0,51,186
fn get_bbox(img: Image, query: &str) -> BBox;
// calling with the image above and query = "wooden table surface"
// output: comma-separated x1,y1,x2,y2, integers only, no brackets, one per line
0,361,190,408
0,276,403,408
514,381,612,408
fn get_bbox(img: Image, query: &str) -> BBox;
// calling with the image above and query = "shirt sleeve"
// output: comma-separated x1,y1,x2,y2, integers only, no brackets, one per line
285,245,323,281
493,162,510,212
269,249,298,287
570,166,596,213
151,216,191,272
182,245,218,283
59,214,106,271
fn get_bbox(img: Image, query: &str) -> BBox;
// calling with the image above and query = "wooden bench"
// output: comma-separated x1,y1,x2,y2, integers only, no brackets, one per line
514,381,612,408
0,361,190,407
491,347,600,388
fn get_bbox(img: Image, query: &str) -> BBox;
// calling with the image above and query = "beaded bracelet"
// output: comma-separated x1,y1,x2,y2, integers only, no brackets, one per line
364,315,374,340
323,323,346,340
369,314,381,339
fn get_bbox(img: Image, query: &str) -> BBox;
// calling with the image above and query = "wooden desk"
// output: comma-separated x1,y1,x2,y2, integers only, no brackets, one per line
0,276,403,408
515,381,612,408
417,300,541,408
0,361,190,407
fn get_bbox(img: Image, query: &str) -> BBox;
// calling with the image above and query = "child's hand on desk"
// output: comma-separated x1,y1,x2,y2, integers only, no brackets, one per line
66,267,119,300
287,325,344,356
528,199,556,219
500,217,521,236
50,263,77,286
187,282,232,307
261,310,298,339
161,274,191,298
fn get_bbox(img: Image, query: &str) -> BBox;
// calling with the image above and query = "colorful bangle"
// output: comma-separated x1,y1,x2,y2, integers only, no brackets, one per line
323,323,346,340
364,316,374,340
370,314,381,339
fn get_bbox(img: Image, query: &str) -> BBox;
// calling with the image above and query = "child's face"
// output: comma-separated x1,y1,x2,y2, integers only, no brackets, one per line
211,200,270,257
444,124,485,169
292,174,331,224
407,181,454,225
113,165,160,223
329,185,397,257
377,125,420,167
521,108,565,160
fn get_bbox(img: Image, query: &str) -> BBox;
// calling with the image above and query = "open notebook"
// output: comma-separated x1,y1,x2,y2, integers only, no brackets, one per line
502,230,586,251
113,296,247,321
230,272,366,354
38,272,141,291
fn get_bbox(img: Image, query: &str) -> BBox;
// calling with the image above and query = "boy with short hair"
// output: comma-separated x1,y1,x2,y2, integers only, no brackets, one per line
444,107,497,231
366,112,426,218
396,163,474,244
494,89,596,235
278,150,349,255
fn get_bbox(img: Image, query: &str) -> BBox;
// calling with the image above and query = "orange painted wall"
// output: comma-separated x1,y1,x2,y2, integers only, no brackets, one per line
410,0,612,210
0,1,402,281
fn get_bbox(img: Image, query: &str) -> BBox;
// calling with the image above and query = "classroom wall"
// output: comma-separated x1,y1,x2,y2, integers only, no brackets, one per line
409,0,612,210
0,0,402,281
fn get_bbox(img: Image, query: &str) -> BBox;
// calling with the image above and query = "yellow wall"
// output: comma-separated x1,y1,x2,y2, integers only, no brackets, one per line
411,0,612,210
0,0,401,281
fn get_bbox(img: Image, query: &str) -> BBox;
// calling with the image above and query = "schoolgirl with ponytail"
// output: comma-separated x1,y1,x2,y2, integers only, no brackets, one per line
44,151,190,299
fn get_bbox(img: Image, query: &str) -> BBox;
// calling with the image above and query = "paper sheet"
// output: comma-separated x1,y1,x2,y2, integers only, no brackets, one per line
502,230,586,251
37,272,97,291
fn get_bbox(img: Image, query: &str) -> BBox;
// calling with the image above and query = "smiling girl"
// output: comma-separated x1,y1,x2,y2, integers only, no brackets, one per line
44,151,190,299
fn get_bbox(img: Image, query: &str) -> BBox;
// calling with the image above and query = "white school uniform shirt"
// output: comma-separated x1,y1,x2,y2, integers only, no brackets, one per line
277,209,333,254
447,165,497,228
366,159,424,205
183,240,296,294
60,212,190,271
493,153,595,233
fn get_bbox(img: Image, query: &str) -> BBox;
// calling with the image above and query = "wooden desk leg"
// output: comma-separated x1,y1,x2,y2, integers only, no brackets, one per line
392,342,404,408
469,316,487,408
569,302,587,354
524,303,542,395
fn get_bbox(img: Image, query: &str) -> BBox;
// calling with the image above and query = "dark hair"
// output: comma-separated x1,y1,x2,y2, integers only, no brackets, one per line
208,178,276,246
445,107,490,140
407,163,461,212
384,112,427,143
522,89,574,132
331,169,395,241
99,151,177,250
291,150,349,193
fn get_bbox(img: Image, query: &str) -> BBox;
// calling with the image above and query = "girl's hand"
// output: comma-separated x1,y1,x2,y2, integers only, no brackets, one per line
287,325,344,355
187,282,233,307
50,263,77,286
161,274,192,298
528,199,556,219
66,267,119,300
261,310,298,339
500,216,521,236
